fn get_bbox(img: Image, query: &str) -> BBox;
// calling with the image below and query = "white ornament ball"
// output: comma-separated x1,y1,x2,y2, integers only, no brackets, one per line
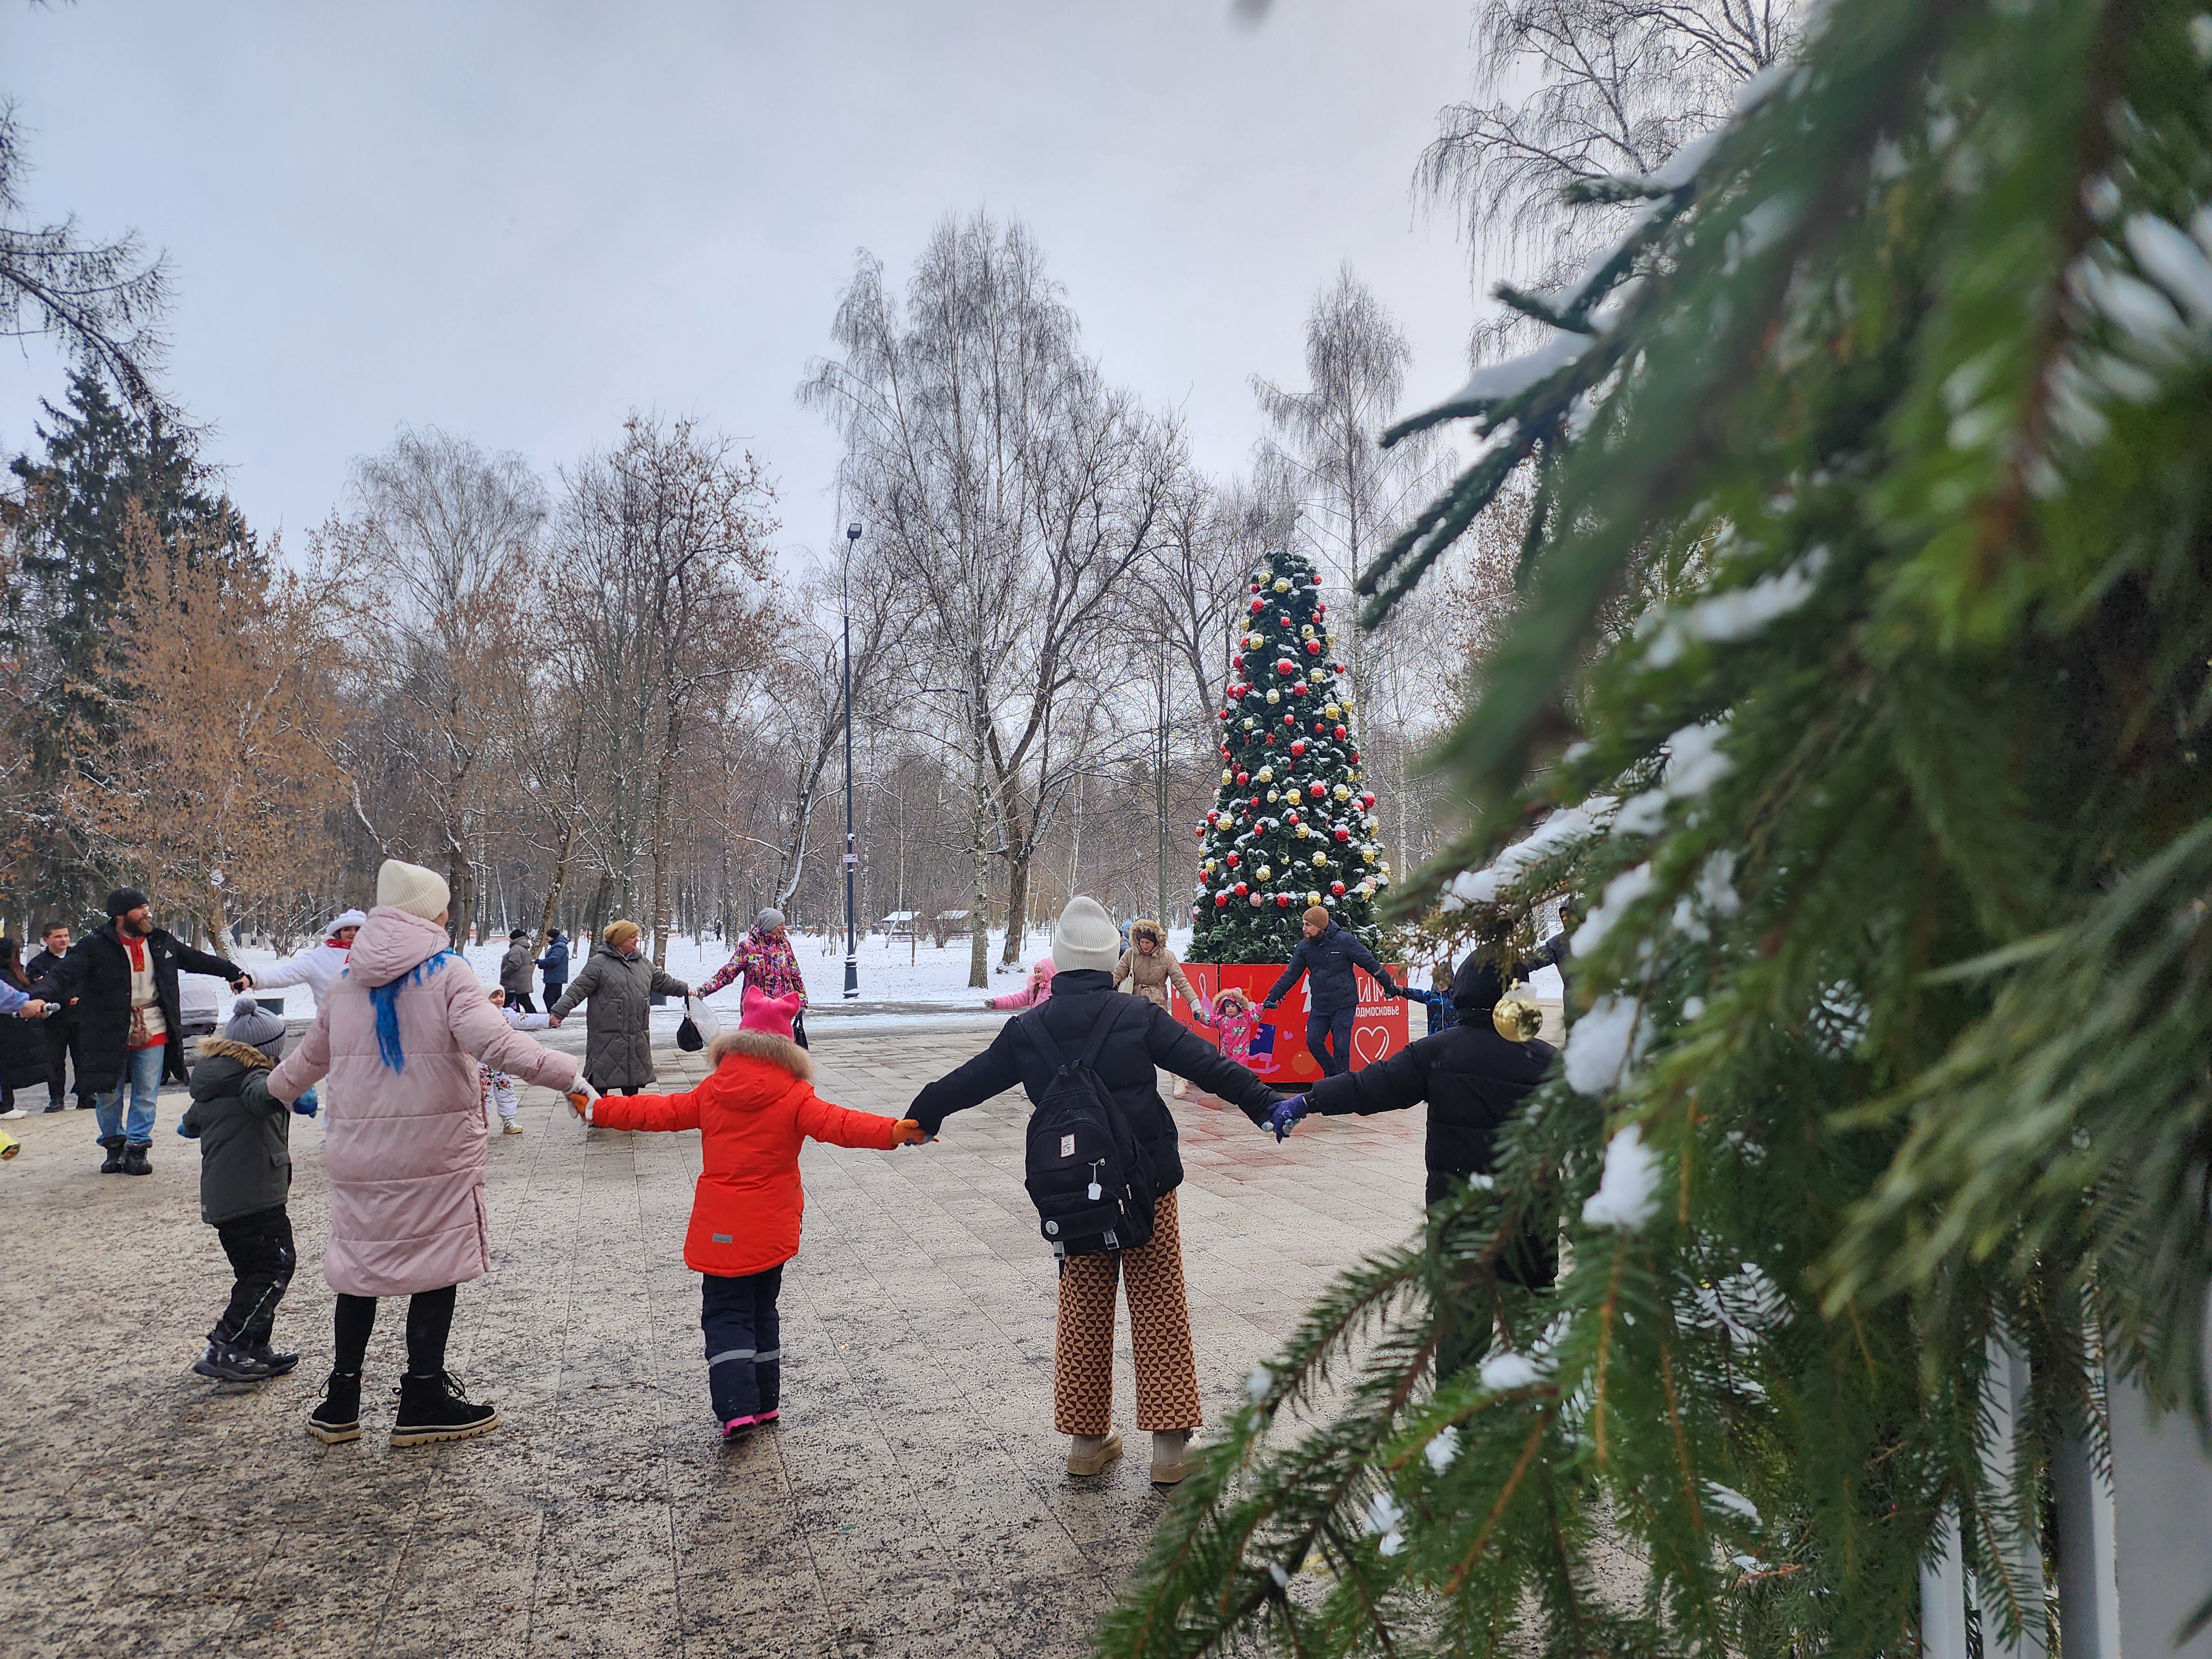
1265,689,1280,705
1243,718,1256,729
1266,789,1280,803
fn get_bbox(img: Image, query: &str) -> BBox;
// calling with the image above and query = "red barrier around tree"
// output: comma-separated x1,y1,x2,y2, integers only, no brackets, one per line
1166,961,1410,1087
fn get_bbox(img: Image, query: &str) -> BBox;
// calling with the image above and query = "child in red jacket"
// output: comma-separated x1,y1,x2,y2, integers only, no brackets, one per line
573,987,926,1438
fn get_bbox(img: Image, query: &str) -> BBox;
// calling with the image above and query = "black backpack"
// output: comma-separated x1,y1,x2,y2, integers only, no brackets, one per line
1018,1001,1159,1260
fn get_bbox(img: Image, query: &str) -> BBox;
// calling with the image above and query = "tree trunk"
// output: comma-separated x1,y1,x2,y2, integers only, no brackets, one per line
968,759,992,992
1003,849,1031,970
535,811,577,949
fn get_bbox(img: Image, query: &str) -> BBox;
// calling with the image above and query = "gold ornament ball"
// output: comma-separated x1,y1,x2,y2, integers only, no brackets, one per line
1257,865,1272,881
1272,577,1291,593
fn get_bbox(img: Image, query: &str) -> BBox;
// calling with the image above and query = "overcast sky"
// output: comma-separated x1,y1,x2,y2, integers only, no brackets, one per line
1,1,1498,564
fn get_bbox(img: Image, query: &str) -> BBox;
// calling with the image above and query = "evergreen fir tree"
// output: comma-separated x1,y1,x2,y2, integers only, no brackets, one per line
1188,544,1389,963
1103,1,2212,1655
2,368,258,896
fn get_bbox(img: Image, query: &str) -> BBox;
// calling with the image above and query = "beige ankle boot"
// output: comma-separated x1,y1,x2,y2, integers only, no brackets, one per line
1067,1431,1123,1475
1150,1430,1197,1485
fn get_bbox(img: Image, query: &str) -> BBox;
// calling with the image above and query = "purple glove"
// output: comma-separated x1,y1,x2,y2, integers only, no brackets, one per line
1268,1095,1308,1141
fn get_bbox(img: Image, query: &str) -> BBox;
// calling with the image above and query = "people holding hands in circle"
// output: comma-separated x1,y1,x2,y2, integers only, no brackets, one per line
1258,904,1404,1079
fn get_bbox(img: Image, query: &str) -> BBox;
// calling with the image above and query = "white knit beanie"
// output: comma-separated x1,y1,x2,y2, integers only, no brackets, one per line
1051,896,1121,973
375,859,450,922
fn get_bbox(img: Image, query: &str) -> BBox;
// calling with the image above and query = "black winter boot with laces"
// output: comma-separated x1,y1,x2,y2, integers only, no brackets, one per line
390,1371,499,1447
307,1370,362,1444
98,1136,126,1173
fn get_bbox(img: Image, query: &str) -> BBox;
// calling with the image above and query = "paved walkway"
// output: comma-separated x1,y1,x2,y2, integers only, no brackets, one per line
0,1028,1430,1658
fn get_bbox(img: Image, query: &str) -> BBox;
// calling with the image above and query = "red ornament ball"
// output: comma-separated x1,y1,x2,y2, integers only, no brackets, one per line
1282,713,1296,727
1305,639,1322,656
1334,724,1347,740
1334,827,1351,843
1231,653,1244,670
1206,810,1220,825
1248,597,1265,614
1225,852,1240,867
1215,893,1230,908
1309,783,1326,800
1233,881,1249,896
1278,613,1292,626
1217,709,1230,721
1276,660,1295,676
1275,894,1292,907
1350,753,1361,765
1235,771,1250,785
1290,740,1306,757
1330,881,1346,896
1311,572,1323,586
1360,792,1375,808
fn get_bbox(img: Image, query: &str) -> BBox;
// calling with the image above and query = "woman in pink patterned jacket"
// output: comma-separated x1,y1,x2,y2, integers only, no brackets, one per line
698,909,810,1045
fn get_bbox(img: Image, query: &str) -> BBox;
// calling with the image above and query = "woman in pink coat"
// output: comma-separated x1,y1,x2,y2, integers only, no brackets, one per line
268,859,582,1449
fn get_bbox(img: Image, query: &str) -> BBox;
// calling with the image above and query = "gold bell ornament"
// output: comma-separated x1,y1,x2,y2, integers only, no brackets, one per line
1493,983,1545,1044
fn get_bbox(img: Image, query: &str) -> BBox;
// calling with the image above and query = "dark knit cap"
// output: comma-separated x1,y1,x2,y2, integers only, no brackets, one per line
222,995,286,1061
105,887,150,919
510,927,529,940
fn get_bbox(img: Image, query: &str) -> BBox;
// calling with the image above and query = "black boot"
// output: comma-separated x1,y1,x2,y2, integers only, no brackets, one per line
98,1136,126,1173
244,1340,301,1376
390,1371,499,1447
122,1142,151,1176
193,1340,276,1383
307,1371,362,1444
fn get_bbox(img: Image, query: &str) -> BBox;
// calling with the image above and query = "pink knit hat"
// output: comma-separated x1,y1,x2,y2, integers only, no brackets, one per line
740,986,801,1040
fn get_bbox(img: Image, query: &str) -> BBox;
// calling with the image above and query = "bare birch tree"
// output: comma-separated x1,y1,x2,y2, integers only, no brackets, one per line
804,213,1173,985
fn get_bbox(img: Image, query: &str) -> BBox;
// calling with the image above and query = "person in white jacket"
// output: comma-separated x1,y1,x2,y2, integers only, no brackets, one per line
251,911,368,1011
249,910,366,1114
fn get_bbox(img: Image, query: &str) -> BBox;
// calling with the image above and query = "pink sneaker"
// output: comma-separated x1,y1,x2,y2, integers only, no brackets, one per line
721,1415,758,1440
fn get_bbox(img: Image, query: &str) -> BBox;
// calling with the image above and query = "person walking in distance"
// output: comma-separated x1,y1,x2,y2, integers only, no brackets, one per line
696,909,809,1046
498,928,538,1014
265,859,585,1448
31,888,249,1175
907,896,1293,1486
1259,905,1405,1079
536,930,570,1009
548,920,690,1095
26,920,91,1112
0,937,52,1119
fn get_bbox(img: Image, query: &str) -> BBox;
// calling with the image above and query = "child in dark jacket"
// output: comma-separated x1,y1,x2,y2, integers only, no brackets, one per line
179,997,307,1383
571,987,927,1439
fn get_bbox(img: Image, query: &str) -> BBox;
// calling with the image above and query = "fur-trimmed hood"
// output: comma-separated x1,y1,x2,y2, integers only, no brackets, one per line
1128,917,1167,948
196,1034,277,1070
708,1025,811,1081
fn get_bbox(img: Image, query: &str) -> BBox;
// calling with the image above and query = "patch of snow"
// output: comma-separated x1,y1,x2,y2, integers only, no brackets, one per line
1564,995,1653,1098
1572,863,1654,954
1614,790,1671,838
1363,1491,1406,1537
2192,13,2212,62
1665,722,1736,799
1245,1365,1274,1404
1698,852,1741,916
2126,214,2212,330
1582,1122,1662,1229
1479,1351,1542,1391
1426,1427,1461,1472
1646,552,1830,667
1430,328,1591,411
1705,1482,1762,1525
1439,797,1616,912
1267,1562,1291,1590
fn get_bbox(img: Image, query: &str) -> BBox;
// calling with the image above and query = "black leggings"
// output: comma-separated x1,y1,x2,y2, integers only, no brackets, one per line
332,1284,456,1378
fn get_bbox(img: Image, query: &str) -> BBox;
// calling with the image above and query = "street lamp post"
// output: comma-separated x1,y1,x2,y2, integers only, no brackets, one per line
842,521,863,999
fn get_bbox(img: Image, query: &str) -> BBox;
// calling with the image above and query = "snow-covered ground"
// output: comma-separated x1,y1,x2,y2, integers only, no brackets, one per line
194,926,1201,1027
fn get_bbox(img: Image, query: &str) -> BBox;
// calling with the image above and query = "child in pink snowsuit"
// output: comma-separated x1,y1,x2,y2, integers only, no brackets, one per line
985,956,1055,1012
1210,988,1261,1069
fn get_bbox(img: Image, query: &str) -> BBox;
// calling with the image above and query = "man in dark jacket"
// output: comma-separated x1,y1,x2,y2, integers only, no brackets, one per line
1280,952,1559,1289
32,887,249,1175
27,919,91,1111
1260,906,1405,1078
179,996,301,1382
907,896,1288,1485
499,928,538,1012
537,930,570,1008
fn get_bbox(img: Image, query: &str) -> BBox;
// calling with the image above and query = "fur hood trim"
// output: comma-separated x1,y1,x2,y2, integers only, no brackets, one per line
196,1035,276,1070
707,1026,811,1081
1128,918,1166,947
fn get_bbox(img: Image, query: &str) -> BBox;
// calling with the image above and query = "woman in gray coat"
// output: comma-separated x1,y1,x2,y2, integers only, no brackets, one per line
547,919,688,1094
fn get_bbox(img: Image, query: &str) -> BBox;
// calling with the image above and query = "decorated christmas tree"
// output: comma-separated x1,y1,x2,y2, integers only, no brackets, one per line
1104,1,2212,1656
1188,545,1387,963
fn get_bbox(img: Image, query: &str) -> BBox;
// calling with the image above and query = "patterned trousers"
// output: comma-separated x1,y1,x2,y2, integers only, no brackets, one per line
1052,1187,1202,1436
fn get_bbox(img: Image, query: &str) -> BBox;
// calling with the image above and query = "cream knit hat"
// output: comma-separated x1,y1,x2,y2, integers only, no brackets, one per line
375,858,450,921
1051,896,1121,973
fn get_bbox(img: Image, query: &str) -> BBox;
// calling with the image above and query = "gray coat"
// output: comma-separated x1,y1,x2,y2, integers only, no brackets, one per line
179,1037,292,1225
499,938,536,998
550,942,687,1092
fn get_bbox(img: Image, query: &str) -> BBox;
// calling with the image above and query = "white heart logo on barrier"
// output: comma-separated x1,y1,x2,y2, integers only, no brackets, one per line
1352,1025,1390,1068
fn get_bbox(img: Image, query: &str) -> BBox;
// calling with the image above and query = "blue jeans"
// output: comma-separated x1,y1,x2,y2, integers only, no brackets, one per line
96,1044,164,1145
1307,1006,1356,1078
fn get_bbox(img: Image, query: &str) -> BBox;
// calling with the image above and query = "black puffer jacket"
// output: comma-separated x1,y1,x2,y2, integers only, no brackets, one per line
909,969,1286,1193
1262,922,1397,1015
0,982,52,1091
29,922,242,1094
179,1037,291,1224
1305,952,1557,1184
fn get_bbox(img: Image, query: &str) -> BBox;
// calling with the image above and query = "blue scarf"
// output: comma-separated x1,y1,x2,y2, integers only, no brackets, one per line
362,950,463,1072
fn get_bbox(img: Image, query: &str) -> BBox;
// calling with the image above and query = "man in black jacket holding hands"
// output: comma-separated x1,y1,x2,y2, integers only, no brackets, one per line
1260,905,1404,1078
33,888,249,1175
1274,951,1559,1290
26,919,91,1112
